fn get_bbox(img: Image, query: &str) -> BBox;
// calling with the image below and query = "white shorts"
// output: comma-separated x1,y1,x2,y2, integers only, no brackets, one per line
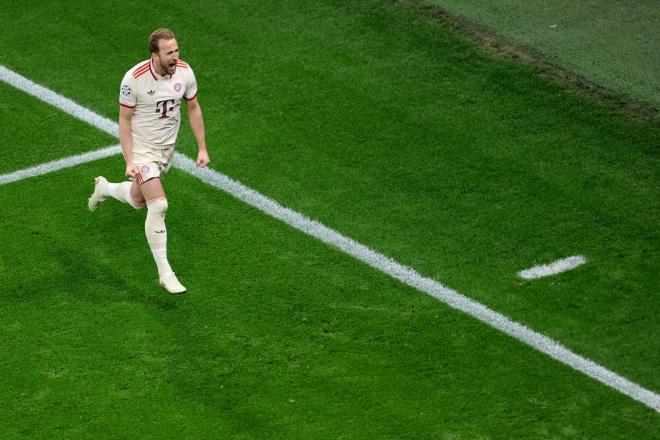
131,141,175,184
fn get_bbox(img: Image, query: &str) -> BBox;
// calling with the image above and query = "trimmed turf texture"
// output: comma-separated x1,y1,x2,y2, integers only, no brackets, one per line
1,0,659,438
1,160,658,439
0,82,116,174
426,0,660,109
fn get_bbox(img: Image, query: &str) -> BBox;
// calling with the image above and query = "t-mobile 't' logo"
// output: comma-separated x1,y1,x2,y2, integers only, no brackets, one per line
156,99,176,119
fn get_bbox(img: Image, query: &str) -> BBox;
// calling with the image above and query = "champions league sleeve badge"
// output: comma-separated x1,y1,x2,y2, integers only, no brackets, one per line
121,84,132,96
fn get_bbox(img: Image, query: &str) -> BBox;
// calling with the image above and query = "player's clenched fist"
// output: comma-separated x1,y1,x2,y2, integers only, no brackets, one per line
125,163,139,178
196,150,210,168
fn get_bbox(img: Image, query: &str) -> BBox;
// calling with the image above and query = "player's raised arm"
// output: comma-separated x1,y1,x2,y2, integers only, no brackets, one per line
118,104,139,178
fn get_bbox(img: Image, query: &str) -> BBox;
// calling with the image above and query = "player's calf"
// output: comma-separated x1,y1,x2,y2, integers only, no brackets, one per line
107,181,145,209
144,197,186,293
88,177,145,210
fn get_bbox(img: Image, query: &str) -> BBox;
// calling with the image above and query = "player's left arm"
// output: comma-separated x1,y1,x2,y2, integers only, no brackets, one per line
185,96,210,168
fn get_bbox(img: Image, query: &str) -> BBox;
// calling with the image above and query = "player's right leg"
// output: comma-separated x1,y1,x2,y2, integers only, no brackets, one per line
88,177,145,211
137,176,186,295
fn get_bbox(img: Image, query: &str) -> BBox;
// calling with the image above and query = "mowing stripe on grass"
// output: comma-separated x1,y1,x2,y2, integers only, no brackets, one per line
2,64,659,412
0,66,118,138
519,255,588,280
0,145,121,186
174,154,660,413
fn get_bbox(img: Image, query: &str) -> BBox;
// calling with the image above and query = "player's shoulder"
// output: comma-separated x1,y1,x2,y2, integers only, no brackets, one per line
176,59,192,70
176,59,196,79
124,59,153,80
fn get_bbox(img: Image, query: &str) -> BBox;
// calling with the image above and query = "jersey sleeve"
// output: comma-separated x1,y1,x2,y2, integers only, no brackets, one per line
184,67,198,101
119,72,137,108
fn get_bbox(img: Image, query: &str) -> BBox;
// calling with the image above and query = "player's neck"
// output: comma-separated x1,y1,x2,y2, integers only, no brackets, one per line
151,58,169,78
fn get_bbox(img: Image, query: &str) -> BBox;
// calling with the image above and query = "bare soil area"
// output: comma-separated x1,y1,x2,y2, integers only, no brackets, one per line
396,0,658,122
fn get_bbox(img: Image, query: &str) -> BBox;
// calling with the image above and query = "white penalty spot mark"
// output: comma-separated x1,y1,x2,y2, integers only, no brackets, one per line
519,255,587,280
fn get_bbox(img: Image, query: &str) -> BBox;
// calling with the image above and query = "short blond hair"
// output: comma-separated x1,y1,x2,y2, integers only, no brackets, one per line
148,28,176,54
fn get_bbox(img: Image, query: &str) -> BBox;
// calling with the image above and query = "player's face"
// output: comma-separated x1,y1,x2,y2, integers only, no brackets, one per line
154,38,179,76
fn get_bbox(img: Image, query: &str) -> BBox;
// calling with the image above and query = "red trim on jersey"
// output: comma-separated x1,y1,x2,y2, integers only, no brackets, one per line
148,61,158,81
134,71,149,79
132,62,150,77
120,102,136,109
184,93,197,101
133,68,149,78
176,60,189,69
133,63,150,78
133,61,149,72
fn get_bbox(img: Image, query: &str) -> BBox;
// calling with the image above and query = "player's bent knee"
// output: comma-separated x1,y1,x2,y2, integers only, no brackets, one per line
129,184,146,209
128,196,146,210
146,197,168,217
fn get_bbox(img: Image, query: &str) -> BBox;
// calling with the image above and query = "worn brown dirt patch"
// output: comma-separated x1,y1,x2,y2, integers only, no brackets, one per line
395,0,658,122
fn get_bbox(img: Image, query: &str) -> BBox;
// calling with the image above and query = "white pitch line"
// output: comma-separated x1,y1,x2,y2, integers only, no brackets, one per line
519,255,588,280
0,145,121,186
2,65,659,413
175,154,660,412
0,66,118,138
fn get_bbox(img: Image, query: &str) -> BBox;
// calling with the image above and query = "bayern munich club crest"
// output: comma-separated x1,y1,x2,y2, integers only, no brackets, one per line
174,83,182,92
141,165,151,174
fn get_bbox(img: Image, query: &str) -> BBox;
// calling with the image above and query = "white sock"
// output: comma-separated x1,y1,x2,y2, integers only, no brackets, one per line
145,198,173,279
106,181,144,209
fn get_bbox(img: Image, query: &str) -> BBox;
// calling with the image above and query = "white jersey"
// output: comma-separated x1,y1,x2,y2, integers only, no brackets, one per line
119,59,198,149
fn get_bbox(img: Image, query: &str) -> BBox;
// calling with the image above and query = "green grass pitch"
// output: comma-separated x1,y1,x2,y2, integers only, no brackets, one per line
426,0,660,109
1,0,658,438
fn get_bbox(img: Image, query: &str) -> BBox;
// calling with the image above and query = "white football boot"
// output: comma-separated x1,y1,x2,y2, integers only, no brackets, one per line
160,272,187,294
88,176,108,211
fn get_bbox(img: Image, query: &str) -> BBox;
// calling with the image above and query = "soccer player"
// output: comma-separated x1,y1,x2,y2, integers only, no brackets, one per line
88,28,210,294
